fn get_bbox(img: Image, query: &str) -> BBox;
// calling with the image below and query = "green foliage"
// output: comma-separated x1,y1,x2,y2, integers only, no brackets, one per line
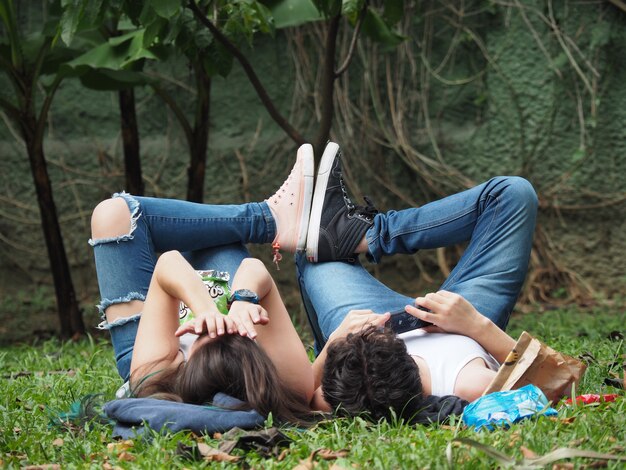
264,0,322,28
0,308,624,467
361,7,404,49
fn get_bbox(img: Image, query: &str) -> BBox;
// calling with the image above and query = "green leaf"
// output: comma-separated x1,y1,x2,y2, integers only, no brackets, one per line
67,29,158,70
341,0,363,21
77,68,150,90
203,40,233,77
361,8,405,49
143,15,166,47
382,0,403,25
59,0,84,46
152,0,182,19
264,0,322,28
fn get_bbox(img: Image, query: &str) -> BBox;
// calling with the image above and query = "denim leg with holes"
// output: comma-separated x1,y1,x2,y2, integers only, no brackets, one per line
89,193,276,381
297,177,538,352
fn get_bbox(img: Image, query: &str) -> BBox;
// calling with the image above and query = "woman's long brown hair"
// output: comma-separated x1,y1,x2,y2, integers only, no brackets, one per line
130,334,314,425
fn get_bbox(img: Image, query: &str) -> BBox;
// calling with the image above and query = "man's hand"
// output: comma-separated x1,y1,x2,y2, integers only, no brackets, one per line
328,309,390,344
406,290,486,337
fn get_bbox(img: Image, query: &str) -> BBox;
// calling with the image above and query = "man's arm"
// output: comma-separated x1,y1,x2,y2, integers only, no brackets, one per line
406,290,516,363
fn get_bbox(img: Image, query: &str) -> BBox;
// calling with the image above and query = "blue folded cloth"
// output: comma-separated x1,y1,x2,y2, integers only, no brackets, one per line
104,393,265,438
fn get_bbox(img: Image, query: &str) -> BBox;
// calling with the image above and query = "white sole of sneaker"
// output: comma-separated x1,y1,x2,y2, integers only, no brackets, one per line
296,144,315,251
306,142,340,262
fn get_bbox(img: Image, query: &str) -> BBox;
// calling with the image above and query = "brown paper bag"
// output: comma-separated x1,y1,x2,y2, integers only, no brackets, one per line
483,331,587,403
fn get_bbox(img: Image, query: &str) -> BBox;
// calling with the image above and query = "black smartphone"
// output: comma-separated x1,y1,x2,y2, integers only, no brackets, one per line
385,307,432,334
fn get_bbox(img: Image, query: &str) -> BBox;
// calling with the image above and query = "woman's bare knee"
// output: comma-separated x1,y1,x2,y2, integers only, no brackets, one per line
106,299,144,323
91,198,132,240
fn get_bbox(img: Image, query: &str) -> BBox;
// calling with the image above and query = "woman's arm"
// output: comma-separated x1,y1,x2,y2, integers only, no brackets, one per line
406,290,516,363
226,258,315,403
130,250,226,376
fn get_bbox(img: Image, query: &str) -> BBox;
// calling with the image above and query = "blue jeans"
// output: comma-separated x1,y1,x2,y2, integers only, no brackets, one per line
90,193,276,381
296,177,538,352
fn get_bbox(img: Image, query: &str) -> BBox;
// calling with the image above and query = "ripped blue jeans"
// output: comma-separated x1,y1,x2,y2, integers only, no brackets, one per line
89,193,276,381
92,176,538,379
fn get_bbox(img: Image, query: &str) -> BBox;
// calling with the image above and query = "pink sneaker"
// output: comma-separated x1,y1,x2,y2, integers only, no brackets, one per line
267,144,314,267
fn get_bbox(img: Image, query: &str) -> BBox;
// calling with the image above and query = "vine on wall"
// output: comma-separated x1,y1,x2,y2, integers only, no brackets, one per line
285,0,626,306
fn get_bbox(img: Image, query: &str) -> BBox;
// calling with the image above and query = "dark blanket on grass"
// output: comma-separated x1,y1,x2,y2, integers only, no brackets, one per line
104,393,265,438
104,392,467,438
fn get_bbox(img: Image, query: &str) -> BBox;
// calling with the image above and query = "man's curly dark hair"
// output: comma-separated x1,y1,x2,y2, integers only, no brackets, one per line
321,325,424,422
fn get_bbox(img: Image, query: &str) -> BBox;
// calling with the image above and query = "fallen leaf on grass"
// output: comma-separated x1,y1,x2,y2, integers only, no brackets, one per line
552,464,574,470
52,438,64,447
106,440,134,453
197,443,239,463
117,452,135,462
277,448,289,461
316,449,350,460
521,446,538,459
294,448,352,469
450,438,626,468
218,427,291,457
176,442,240,463
568,437,588,447
549,416,576,424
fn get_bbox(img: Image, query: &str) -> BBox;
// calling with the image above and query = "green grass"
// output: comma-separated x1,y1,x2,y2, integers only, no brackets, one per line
1,307,624,469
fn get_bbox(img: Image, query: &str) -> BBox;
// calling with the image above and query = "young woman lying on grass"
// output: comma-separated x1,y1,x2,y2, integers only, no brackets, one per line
90,145,319,425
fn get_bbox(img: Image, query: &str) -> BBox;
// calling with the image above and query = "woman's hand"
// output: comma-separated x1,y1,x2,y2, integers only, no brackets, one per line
328,309,390,344
174,309,234,338
226,301,269,339
406,290,486,337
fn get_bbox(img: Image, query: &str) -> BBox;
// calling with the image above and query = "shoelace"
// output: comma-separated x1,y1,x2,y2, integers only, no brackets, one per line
335,154,378,220
350,195,378,221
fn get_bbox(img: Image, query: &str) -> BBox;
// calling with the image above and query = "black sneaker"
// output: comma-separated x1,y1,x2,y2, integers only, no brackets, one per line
306,142,378,262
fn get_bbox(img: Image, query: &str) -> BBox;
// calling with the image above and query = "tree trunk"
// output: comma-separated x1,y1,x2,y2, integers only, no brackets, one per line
313,14,341,158
21,113,85,338
187,65,211,203
119,88,143,195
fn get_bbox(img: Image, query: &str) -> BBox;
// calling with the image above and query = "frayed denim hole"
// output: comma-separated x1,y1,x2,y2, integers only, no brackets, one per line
96,292,146,322
97,313,141,330
87,191,142,246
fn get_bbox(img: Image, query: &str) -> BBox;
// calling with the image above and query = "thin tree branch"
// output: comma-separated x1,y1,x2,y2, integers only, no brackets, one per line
334,5,367,77
547,0,593,95
151,84,194,150
35,74,62,145
187,0,305,145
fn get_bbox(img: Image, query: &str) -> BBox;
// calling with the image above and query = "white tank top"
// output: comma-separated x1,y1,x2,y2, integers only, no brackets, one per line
398,330,499,396
178,332,198,361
